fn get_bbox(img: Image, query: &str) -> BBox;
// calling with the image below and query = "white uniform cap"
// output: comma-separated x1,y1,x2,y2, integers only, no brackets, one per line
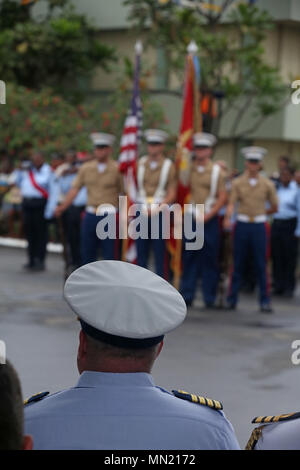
144,129,169,144
90,133,115,147
193,132,217,148
241,146,267,161
64,261,187,349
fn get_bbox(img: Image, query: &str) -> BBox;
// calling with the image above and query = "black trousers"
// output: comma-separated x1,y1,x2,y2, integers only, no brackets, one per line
271,218,298,293
22,198,48,266
62,205,85,268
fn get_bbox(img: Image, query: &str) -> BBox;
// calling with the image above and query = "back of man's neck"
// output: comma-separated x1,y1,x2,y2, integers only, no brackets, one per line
83,366,151,374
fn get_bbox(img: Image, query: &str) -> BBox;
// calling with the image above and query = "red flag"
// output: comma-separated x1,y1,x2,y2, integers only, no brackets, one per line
176,54,201,205
167,54,201,288
21,0,38,5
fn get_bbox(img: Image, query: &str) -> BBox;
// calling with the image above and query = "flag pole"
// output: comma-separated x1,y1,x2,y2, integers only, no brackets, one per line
135,40,143,56
187,40,201,133
121,40,143,262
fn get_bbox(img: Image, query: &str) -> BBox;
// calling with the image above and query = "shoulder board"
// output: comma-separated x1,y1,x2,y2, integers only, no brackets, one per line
252,412,300,424
245,426,264,451
172,389,223,411
24,391,49,406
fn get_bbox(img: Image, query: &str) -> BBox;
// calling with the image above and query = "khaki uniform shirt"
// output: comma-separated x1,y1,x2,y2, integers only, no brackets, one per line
190,160,226,205
229,173,278,217
72,160,123,208
138,157,177,199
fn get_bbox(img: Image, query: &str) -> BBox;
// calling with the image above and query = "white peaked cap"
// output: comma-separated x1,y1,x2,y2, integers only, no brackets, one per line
193,132,217,148
241,146,267,160
90,133,116,147
144,129,169,144
64,261,187,348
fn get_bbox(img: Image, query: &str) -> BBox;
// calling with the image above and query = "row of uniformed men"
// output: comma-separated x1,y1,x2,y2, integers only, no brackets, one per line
13,129,278,311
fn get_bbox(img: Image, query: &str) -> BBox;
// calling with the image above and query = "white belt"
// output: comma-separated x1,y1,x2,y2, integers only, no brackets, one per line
86,205,117,216
237,214,267,223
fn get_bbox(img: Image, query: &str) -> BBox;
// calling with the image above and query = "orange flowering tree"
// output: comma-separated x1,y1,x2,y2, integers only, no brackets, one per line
0,84,100,156
1,82,167,158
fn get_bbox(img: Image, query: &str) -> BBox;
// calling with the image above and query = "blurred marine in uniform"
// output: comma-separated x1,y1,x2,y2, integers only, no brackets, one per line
24,261,240,450
224,147,278,312
135,129,177,278
180,133,227,308
55,133,123,265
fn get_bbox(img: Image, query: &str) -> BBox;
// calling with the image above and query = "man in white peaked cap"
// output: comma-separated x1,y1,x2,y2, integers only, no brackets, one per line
135,129,177,279
224,146,278,313
55,133,123,265
24,261,239,450
180,132,227,309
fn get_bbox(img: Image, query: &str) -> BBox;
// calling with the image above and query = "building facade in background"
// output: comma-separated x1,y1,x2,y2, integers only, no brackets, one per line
70,0,300,173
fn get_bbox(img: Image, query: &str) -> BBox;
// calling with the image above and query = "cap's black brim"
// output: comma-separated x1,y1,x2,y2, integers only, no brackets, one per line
80,320,164,350
146,140,164,144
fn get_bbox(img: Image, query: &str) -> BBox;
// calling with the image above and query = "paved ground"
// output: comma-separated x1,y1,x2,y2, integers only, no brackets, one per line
1,246,300,448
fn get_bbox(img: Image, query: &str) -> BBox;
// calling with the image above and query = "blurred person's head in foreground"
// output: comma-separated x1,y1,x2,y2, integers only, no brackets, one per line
0,360,33,450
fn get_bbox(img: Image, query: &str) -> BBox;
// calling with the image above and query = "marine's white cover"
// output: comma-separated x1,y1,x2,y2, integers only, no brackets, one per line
64,261,187,339
90,133,116,147
193,132,217,148
241,146,267,160
144,129,169,144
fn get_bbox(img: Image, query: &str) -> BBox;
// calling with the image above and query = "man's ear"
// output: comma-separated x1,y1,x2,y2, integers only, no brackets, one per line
77,329,88,374
156,340,164,358
23,435,33,450
78,329,87,359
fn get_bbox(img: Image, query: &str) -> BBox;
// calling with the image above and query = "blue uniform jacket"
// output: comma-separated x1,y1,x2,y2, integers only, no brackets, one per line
25,371,240,450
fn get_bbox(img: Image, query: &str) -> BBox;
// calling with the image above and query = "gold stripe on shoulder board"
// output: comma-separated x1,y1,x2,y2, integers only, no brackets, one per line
172,390,223,410
252,413,299,424
191,394,198,403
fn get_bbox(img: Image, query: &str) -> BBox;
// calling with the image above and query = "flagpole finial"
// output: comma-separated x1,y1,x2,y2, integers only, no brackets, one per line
135,40,143,55
187,40,198,55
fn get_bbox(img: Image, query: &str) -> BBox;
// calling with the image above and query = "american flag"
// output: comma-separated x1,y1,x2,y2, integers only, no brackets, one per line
118,41,143,263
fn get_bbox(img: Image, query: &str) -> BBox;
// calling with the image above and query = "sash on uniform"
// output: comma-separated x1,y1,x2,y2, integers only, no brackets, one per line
204,164,220,213
137,157,172,204
29,170,49,199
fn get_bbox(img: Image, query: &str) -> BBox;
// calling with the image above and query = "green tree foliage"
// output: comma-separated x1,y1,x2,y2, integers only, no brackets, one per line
0,84,100,156
1,81,168,158
0,0,115,100
124,0,286,137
